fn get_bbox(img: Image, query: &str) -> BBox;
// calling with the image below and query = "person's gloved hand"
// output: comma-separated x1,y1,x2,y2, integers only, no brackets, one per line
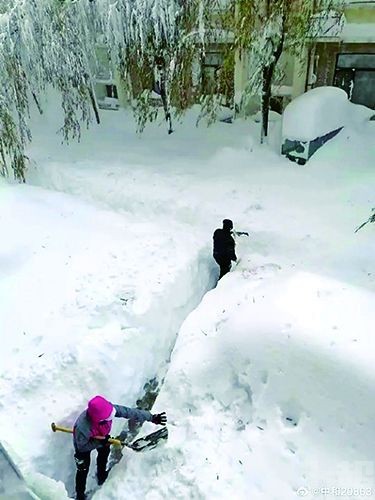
116,430,129,443
151,412,167,425
102,434,111,445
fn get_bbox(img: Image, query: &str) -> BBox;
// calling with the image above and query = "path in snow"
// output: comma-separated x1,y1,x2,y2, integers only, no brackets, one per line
7,101,374,499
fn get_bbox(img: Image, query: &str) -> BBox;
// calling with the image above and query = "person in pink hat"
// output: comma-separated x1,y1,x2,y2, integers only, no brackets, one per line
73,395,166,500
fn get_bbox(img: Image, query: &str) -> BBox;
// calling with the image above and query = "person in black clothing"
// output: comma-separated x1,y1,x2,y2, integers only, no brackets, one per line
213,219,237,279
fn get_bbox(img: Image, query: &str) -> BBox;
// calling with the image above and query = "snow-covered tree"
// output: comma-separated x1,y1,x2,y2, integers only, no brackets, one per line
229,0,344,142
0,0,98,180
0,0,225,180
0,0,345,180
99,0,207,133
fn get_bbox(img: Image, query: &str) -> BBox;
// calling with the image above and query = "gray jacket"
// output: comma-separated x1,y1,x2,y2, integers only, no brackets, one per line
73,404,152,453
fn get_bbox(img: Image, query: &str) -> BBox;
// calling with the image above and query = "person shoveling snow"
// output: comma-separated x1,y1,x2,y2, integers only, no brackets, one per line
71,395,166,500
213,219,249,279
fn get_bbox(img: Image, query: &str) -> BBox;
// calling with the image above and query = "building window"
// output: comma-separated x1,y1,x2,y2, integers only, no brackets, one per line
333,53,375,109
106,84,118,99
202,51,224,94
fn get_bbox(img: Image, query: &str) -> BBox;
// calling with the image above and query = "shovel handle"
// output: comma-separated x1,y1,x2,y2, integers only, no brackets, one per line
51,422,72,434
51,422,123,446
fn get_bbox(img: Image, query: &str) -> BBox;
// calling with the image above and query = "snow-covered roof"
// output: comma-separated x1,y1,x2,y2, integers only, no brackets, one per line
207,28,234,44
340,22,375,42
312,12,345,39
315,19,375,42
271,84,293,97
345,0,375,6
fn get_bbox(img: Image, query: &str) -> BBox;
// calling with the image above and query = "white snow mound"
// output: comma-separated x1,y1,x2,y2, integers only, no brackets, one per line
282,86,349,141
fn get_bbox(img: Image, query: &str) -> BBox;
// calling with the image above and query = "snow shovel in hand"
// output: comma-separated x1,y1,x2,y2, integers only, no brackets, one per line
51,422,168,452
128,426,168,451
51,422,123,446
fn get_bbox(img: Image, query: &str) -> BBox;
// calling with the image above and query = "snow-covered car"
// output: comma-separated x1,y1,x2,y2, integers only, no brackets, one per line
281,86,348,165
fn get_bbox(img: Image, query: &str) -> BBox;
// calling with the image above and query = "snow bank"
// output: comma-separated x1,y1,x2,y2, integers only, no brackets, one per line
101,268,375,500
0,439,67,498
0,442,39,499
347,101,375,125
282,86,374,143
0,179,215,497
282,87,349,141
253,110,282,123
1,93,373,499
24,472,68,500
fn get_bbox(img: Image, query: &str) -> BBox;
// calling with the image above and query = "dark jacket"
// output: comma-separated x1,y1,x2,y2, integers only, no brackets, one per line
73,404,152,453
213,229,237,261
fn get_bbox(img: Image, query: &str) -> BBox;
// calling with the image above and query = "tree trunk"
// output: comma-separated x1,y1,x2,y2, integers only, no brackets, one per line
260,12,285,143
32,92,43,115
261,65,273,144
159,68,173,135
155,55,173,135
261,0,272,143
88,86,101,125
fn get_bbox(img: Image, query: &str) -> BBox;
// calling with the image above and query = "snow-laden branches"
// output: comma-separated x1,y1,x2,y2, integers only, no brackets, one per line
0,0,216,180
0,0,344,178
227,0,344,140
0,0,97,180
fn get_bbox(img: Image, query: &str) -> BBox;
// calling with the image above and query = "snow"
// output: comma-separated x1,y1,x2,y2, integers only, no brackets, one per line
1,94,375,499
313,17,343,40
135,271,375,499
282,86,374,142
253,110,282,123
271,84,293,97
282,86,350,141
0,177,214,496
341,23,375,42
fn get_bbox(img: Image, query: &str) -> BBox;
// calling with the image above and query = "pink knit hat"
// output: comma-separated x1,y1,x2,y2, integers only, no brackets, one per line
87,395,113,423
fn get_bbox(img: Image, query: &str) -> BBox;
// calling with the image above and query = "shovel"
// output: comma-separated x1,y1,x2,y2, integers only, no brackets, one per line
51,422,123,446
51,422,168,452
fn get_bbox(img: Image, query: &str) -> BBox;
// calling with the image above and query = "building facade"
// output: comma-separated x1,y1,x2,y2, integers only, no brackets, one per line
292,0,375,109
93,1,375,114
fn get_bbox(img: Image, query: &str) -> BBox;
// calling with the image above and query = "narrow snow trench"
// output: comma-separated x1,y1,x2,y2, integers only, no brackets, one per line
31,244,217,498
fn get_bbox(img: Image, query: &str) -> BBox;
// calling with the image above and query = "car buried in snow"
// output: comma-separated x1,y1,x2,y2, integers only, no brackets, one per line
281,86,349,165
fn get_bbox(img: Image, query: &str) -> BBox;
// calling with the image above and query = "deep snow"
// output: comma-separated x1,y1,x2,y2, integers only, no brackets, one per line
1,96,375,500
282,86,374,141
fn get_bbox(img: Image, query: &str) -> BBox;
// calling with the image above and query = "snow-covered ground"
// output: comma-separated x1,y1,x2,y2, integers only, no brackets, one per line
1,97,375,500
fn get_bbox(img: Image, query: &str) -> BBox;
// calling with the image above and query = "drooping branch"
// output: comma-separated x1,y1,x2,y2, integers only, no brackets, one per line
88,85,101,125
0,0,345,179
0,0,220,179
32,92,43,115
261,7,286,142
229,0,344,141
